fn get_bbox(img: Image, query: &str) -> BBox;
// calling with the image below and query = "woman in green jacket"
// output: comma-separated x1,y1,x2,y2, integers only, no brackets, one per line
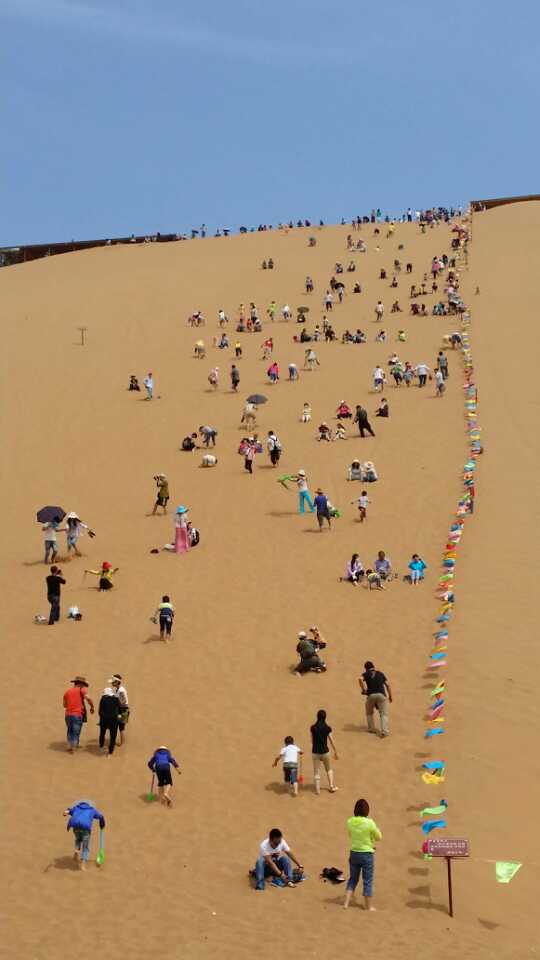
344,798,382,911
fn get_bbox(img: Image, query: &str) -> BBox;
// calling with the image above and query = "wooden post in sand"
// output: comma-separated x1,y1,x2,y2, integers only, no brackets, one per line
78,326,87,346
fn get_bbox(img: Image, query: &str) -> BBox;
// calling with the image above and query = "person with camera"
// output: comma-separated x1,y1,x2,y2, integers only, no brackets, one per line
151,474,169,515
46,565,66,625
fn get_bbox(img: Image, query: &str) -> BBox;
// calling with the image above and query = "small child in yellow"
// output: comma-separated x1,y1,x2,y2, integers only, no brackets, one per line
85,562,119,591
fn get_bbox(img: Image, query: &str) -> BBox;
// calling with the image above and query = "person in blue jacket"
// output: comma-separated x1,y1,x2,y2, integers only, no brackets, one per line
63,800,105,870
148,746,181,806
408,554,427,585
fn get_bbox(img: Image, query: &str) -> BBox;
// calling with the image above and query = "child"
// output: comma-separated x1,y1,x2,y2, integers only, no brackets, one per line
147,746,181,806
317,422,332,442
85,562,119,591
273,736,303,797
351,490,370,522
63,800,105,870
365,569,385,590
301,402,312,423
408,554,426,584
235,341,242,358
129,375,140,391
335,421,346,440
156,595,175,641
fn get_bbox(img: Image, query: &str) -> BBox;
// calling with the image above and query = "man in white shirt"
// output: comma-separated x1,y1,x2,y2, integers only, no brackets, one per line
415,363,430,387
143,372,153,400
373,366,385,391
43,517,65,564
435,369,445,396
254,828,303,890
375,301,384,321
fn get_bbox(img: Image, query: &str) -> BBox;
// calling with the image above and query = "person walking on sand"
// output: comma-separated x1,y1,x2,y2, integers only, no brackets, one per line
310,709,339,795
266,431,282,467
46,564,66,625
351,490,370,522
354,405,375,438
241,401,257,429
63,676,94,752
42,516,65,564
273,736,303,797
174,506,191,553
151,474,169,515
98,685,121,757
155,594,175,641
110,675,129,744
343,798,382,910
147,745,180,806
314,488,331,532
63,800,105,870
415,362,431,387
64,512,95,557
143,372,154,400
359,661,392,737
375,301,384,322
291,470,315,514
231,364,240,391
85,561,119,590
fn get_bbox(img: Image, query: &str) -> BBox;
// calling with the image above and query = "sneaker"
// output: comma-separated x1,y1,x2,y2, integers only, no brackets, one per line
271,877,285,887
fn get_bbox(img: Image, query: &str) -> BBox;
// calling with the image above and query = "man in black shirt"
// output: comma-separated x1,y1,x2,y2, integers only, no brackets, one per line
359,661,392,737
46,565,66,625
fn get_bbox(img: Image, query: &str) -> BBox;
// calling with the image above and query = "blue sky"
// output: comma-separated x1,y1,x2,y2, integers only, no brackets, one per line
1,0,538,244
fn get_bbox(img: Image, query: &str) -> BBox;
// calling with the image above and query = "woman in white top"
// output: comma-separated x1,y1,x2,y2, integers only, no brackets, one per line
291,470,315,514
65,512,94,558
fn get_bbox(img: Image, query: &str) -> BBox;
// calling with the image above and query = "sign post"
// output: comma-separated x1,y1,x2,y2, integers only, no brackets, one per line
426,838,469,918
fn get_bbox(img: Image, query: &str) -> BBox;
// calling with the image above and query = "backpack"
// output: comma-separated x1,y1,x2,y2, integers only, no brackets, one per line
182,437,193,451
190,528,200,546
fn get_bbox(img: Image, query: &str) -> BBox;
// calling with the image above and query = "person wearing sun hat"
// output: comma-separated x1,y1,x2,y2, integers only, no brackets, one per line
85,561,119,590
64,511,95,557
63,676,94,752
151,474,169,515
290,469,315,514
174,505,191,554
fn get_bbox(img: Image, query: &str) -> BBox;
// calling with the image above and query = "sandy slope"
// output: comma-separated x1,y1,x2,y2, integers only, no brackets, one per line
1,208,538,960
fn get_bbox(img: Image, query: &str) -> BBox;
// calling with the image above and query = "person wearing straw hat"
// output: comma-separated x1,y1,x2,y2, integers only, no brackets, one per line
290,470,315,514
63,676,94,752
63,800,105,870
174,506,191,553
151,474,169,515
85,562,119,590
64,512,95,557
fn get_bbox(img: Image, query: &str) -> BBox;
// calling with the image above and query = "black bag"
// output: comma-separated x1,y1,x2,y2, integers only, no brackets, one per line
320,867,345,883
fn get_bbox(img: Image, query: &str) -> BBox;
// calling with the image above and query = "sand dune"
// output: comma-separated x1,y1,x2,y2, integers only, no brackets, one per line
1,206,538,960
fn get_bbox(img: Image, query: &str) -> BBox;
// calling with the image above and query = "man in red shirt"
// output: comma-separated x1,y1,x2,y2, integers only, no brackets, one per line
63,676,94,753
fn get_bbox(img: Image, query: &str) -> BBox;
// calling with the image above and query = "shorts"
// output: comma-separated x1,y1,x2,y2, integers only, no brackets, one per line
283,763,298,784
155,766,172,787
156,496,169,507
160,616,173,635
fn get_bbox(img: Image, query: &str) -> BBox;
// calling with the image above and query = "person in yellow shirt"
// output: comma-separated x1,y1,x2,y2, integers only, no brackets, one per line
85,562,119,591
343,798,382,911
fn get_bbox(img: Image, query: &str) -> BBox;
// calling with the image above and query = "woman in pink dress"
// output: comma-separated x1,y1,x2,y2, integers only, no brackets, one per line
174,506,191,554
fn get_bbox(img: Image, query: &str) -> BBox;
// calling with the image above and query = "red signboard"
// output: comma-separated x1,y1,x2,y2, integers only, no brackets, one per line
427,838,469,858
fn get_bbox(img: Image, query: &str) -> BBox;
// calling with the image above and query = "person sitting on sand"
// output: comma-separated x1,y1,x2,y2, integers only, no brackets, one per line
85,561,119,591
218,333,229,349
208,367,219,389
294,631,326,675
347,261,356,272
353,282,362,293
374,550,392,579
408,553,426,584
397,329,406,341
353,329,367,343
375,398,389,418
347,459,363,481
335,421,346,440
129,375,140,391
317,422,332,442
391,300,402,312
341,553,364,585
363,461,378,482
336,401,352,419
375,330,386,342
301,402,312,423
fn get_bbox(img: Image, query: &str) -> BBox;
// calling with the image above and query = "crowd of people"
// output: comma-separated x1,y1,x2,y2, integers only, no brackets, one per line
41,212,471,908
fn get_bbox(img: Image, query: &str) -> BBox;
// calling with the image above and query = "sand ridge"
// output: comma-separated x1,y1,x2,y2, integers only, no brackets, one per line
1,208,538,959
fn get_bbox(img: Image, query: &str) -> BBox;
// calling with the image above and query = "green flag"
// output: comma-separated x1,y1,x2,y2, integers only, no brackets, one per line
495,862,522,884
